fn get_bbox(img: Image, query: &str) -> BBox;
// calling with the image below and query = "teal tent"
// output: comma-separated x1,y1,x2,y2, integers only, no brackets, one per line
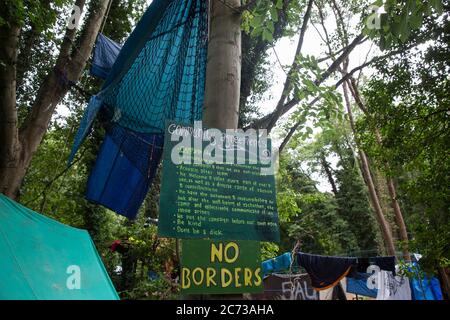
0,194,119,300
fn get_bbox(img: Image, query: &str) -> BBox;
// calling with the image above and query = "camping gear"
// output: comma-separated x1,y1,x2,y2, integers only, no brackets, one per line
0,194,119,300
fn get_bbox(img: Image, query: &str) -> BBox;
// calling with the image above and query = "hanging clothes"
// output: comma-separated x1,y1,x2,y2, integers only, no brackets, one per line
86,124,164,219
356,256,396,275
374,256,396,274
346,272,378,298
297,252,357,291
319,279,347,300
90,33,122,80
376,271,412,300
262,253,292,276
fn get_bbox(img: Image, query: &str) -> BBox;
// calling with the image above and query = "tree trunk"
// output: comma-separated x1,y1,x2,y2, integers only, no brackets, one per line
342,81,396,256
0,14,22,199
203,0,242,130
375,130,410,261
347,77,410,260
438,267,450,300
196,0,242,300
320,153,338,196
0,0,110,199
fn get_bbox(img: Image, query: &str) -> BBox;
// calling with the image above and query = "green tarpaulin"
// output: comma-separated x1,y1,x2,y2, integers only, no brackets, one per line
0,194,119,300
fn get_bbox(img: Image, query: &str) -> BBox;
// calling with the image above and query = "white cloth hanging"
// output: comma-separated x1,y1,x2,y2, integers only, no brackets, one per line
376,270,412,300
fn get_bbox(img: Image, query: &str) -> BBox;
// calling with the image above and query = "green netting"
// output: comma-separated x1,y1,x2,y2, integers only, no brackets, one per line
69,0,208,162
0,194,119,300
103,0,208,133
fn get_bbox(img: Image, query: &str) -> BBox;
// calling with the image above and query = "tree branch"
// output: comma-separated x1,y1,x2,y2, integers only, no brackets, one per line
264,0,314,133
278,96,320,153
250,33,364,130
19,0,110,163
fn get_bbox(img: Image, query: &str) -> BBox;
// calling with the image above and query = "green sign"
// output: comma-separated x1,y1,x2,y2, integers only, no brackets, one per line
181,240,263,294
158,121,280,241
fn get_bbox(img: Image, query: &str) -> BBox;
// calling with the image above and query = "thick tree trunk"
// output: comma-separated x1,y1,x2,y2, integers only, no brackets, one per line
342,81,396,256
0,0,110,199
0,16,22,199
203,0,242,130
195,0,242,300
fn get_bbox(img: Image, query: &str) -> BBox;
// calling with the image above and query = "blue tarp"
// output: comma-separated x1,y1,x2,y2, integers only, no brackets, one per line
346,272,378,298
86,124,164,219
408,262,443,300
90,33,122,80
410,276,443,300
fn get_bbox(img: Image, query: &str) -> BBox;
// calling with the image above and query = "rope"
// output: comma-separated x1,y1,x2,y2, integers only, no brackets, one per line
100,0,114,35
272,46,288,76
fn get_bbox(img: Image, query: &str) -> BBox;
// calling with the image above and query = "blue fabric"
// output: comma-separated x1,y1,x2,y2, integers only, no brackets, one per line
262,253,292,276
86,124,164,219
346,272,378,298
68,95,104,164
90,33,122,79
148,271,159,281
407,261,443,300
102,0,173,89
410,277,443,300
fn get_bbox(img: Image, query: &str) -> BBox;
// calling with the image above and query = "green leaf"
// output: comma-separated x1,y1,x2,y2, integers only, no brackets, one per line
270,7,278,23
275,0,283,10
410,12,423,30
262,29,273,42
267,20,275,33
250,15,262,28
430,0,444,15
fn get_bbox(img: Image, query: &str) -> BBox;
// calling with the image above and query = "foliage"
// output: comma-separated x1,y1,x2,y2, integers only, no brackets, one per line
363,0,447,49
276,152,361,255
360,7,450,274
